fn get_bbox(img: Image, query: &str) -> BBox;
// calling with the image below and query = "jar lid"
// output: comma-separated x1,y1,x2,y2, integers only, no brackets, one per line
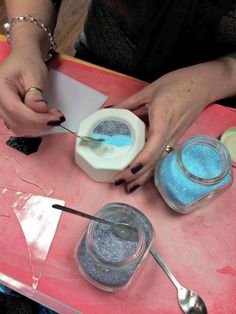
220,126,236,167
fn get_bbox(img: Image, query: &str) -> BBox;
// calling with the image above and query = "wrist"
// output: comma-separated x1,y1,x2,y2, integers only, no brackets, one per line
11,40,47,62
4,15,56,62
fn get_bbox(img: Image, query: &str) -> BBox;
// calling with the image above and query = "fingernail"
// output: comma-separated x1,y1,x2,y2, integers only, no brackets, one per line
59,116,66,122
131,163,143,174
105,104,113,108
114,178,126,186
128,184,140,193
47,120,62,126
35,99,48,104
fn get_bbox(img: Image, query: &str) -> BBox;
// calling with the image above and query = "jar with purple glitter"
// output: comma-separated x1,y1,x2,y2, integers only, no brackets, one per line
154,135,233,213
75,203,154,291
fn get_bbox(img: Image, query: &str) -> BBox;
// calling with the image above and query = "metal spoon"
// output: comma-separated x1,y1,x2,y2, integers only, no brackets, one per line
52,204,138,242
149,247,208,314
59,124,105,143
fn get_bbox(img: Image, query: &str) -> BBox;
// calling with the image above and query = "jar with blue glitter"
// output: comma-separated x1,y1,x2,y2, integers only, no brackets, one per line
154,135,233,213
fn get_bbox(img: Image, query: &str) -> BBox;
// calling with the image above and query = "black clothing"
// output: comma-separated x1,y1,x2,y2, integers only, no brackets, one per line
52,1,236,106
51,1,236,79
75,0,236,81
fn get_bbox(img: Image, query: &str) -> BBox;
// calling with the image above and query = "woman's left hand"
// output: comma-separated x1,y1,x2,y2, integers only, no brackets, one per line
112,62,226,192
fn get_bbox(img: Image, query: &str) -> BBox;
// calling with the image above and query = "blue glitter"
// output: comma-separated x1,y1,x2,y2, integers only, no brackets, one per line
154,137,232,212
91,133,133,147
181,144,222,179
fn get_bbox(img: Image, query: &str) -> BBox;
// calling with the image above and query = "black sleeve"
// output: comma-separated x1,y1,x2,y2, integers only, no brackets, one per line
217,3,236,46
50,0,62,12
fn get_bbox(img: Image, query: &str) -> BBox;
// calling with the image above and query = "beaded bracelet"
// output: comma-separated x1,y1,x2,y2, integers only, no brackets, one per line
3,15,57,62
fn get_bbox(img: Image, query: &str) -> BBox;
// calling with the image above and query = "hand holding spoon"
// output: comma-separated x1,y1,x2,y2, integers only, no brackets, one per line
52,204,138,242
149,247,208,314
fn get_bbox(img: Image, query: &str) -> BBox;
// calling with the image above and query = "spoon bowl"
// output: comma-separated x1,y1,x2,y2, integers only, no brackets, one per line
178,286,208,314
149,247,208,314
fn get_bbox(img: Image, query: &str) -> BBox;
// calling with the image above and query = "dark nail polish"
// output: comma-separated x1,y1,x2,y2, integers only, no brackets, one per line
131,163,143,174
47,120,62,126
114,178,126,186
105,104,113,108
128,184,140,193
59,116,66,122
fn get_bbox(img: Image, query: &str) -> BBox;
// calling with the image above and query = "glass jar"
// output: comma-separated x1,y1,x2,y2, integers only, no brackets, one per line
75,203,154,291
154,135,233,214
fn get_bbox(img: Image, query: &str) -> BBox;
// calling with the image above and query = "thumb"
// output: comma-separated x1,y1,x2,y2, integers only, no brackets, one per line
115,90,146,110
24,86,49,113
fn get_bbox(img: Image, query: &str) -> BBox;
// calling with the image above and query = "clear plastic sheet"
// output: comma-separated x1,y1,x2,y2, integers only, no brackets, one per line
0,273,81,314
0,142,62,289
0,154,53,197
1,190,64,289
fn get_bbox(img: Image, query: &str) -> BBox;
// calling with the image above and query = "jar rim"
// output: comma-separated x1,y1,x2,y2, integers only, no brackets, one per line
177,135,231,184
86,203,146,268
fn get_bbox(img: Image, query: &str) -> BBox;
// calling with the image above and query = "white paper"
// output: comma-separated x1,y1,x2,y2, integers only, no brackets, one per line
42,69,108,135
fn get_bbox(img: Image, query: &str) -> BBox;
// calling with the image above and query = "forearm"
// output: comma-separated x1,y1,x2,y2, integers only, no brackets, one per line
4,0,58,59
214,54,236,101
201,55,236,104
162,56,236,108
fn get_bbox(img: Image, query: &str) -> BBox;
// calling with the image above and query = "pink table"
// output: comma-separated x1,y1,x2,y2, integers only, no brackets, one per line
0,36,236,314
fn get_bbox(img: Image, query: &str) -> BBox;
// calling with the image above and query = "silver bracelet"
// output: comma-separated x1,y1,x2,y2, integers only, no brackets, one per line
3,15,57,62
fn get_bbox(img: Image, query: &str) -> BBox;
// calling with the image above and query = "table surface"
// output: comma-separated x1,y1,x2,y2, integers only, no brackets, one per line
0,36,236,314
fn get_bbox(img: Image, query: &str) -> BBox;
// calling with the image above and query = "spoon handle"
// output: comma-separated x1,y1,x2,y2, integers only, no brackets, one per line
59,125,104,143
149,246,181,290
59,124,78,137
52,204,114,227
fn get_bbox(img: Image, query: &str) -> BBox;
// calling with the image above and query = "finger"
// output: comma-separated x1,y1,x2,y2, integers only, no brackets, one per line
115,86,151,110
126,168,154,193
0,85,64,136
23,78,65,124
11,109,64,136
24,88,65,120
21,64,48,113
114,100,178,186
24,87,49,113
114,140,160,187
114,138,176,190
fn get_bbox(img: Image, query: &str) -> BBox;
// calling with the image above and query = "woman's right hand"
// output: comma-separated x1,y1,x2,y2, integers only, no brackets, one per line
0,46,64,136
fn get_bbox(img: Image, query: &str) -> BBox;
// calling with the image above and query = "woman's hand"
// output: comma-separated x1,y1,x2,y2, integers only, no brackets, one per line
113,60,234,192
0,47,64,136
